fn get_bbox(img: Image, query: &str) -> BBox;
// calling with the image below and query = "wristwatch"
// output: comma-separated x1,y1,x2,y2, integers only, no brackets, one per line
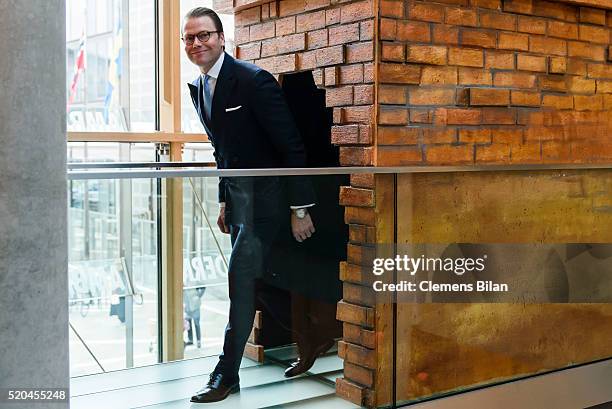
293,208,308,219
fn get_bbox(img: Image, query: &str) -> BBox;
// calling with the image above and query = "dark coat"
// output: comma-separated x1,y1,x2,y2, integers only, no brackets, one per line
264,72,348,303
187,53,315,225
265,175,347,303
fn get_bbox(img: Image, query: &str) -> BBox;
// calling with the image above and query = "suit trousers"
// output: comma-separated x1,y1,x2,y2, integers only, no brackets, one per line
216,221,280,379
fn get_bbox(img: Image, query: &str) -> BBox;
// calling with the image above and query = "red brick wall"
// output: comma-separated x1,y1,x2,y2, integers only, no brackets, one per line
233,0,376,167
378,0,612,166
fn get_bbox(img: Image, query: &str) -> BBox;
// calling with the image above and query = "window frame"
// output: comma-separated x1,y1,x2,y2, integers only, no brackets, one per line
67,0,211,145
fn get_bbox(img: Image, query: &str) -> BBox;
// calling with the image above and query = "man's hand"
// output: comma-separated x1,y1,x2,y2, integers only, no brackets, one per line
217,206,229,234
291,212,315,242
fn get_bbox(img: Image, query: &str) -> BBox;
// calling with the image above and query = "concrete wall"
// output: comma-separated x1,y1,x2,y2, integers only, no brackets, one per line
0,1,68,408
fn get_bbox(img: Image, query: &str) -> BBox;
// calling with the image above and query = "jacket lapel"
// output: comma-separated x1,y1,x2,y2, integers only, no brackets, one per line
210,53,236,133
188,77,214,139
188,80,200,116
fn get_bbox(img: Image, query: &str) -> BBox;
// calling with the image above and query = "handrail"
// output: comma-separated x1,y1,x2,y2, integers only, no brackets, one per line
67,161,217,170
67,163,612,180
67,131,209,143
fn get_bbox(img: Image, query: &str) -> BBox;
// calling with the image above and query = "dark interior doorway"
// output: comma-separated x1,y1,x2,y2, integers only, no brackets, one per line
252,71,349,360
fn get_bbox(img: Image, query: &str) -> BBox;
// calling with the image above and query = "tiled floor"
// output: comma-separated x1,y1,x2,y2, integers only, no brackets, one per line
70,344,362,409
69,344,612,409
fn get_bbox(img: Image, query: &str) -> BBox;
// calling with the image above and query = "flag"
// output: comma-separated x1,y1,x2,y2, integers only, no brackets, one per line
67,31,86,111
103,15,123,124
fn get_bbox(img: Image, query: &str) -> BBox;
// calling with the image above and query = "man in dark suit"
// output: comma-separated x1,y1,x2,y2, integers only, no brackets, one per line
182,7,316,403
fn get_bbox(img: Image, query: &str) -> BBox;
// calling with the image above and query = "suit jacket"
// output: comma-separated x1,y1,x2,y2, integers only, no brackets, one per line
188,53,315,225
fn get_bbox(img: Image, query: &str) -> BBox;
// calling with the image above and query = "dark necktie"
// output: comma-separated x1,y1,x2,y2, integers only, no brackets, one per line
203,74,212,122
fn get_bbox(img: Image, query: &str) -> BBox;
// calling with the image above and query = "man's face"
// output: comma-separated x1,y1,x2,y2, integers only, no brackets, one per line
183,16,225,70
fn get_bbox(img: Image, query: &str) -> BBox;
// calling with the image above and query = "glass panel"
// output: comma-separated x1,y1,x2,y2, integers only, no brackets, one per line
177,174,349,393
71,170,612,403
182,176,232,359
66,0,155,132
180,0,235,133
68,177,159,376
131,177,160,365
390,169,612,407
64,168,612,407
67,172,349,401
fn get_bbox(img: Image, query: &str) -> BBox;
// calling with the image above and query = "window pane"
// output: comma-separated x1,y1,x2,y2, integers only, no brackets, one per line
66,0,155,132
67,142,156,163
128,0,156,131
183,143,216,163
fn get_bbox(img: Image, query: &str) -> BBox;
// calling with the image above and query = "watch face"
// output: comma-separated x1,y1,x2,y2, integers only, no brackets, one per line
296,209,306,219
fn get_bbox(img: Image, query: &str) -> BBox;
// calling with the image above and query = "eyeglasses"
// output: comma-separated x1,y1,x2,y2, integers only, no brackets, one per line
182,30,221,46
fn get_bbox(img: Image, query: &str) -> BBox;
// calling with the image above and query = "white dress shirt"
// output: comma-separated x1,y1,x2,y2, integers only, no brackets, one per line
200,52,224,101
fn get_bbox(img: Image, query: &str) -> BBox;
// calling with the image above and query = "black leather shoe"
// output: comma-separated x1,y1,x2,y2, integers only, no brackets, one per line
284,339,335,378
190,372,240,403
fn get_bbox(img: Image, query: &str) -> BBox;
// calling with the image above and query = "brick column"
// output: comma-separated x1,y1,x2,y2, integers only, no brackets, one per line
336,173,378,406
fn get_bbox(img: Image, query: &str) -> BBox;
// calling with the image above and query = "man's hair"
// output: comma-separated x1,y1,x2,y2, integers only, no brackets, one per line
183,7,224,34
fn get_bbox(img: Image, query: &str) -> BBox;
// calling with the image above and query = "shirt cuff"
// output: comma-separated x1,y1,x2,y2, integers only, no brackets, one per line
290,203,315,210
219,202,225,208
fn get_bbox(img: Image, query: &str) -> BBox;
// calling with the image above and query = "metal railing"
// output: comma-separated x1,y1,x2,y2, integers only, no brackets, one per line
67,162,612,180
